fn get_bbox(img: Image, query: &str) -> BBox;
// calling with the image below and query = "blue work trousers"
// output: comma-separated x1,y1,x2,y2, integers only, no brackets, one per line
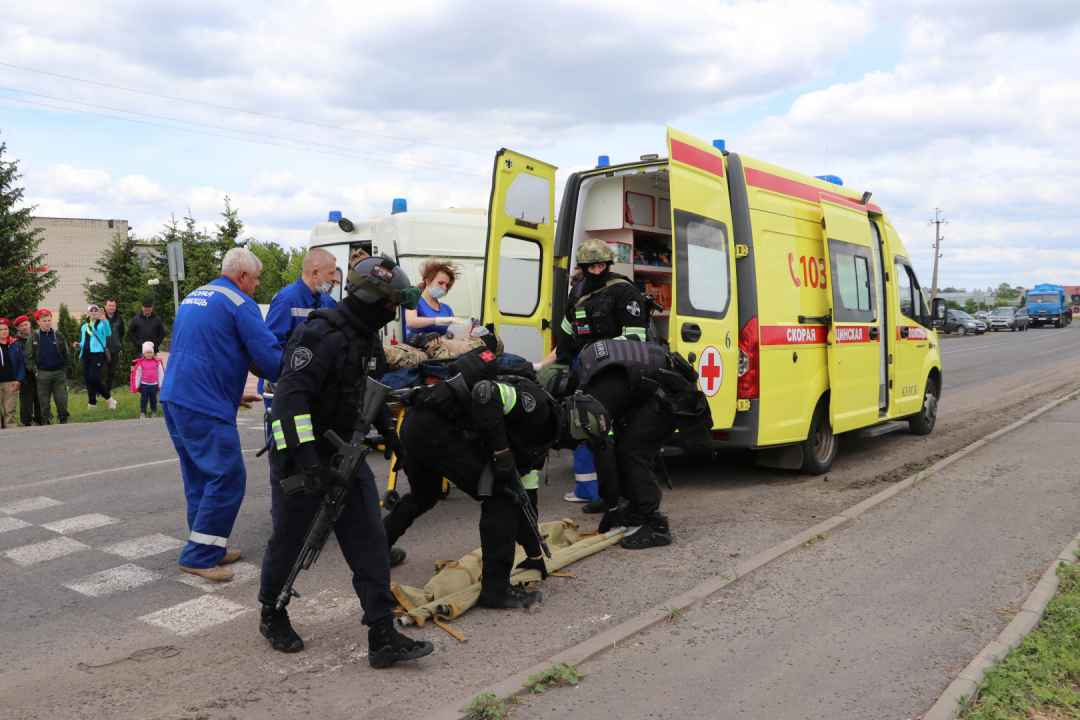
571,445,600,501
258,454,396,626
163,402,247,569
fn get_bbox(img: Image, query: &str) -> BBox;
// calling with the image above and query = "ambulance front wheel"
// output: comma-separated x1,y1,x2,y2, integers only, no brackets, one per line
908,378,938,436
800,400,837,475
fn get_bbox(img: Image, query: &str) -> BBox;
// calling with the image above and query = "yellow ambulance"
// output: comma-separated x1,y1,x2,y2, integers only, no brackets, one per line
480,128,947,474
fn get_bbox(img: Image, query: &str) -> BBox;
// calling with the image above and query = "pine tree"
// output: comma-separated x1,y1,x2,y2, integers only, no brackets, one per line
0,137,59,320
56,303,81,381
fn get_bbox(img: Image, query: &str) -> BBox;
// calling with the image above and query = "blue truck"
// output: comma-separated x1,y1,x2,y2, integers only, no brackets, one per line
1026,284,1073,328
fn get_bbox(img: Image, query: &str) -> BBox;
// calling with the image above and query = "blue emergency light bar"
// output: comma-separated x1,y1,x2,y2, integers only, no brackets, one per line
392,198,407,214
815,175,844,186
328,211,342,221
596,155,610,168
713,139,726,151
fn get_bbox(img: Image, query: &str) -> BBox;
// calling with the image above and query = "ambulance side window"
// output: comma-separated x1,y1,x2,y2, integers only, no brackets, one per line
896,262,914,321
674,209,730,318
829,239,876,322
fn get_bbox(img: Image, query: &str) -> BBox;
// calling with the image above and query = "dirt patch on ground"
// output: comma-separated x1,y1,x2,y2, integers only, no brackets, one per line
7,363,1080,720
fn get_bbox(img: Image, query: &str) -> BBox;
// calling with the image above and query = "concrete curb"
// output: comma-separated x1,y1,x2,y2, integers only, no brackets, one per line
921,539,1079,720
422,387,1080,720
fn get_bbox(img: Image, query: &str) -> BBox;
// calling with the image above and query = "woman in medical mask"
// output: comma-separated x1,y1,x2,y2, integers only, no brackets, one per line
404,259,466,339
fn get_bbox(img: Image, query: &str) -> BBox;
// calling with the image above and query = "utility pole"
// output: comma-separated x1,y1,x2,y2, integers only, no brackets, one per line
928,208,947,305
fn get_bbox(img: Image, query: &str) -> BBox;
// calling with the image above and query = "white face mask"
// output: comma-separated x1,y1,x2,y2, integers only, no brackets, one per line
314,271,333,294
429,285,447,299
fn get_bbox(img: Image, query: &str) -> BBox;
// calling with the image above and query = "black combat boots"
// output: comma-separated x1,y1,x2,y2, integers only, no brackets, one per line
619,513,674,549
478,584,543,609
260,605,304,653
368,618,434,668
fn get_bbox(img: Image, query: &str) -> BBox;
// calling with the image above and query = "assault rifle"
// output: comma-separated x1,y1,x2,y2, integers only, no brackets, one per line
275,377,391,610
478,463,552,559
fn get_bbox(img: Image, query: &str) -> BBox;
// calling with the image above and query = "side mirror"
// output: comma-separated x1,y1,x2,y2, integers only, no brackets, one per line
931,298,948,328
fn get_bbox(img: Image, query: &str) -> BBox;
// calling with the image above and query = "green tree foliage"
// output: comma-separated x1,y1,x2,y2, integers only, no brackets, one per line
0,137,59,320
248,239,305,304
56,303,81,382
995,282,1020,300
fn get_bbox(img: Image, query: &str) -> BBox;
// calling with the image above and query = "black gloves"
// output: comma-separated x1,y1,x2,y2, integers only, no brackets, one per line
300,465,338,497
493,450,517,484
598,499,632,534
382,428,405,471
516,556,549,580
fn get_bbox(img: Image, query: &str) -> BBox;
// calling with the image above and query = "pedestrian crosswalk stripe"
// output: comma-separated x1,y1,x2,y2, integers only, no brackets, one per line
64,564,161,597
138,595,252,635
41,514,120,535
0,496,63,515
0,517,32,534
5,537,89,566
101,534,185,560
175,561,260,592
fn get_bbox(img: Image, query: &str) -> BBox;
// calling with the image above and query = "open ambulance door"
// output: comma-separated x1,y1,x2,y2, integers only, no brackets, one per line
820,199,881,433
666,128,739,431
480,149,559,363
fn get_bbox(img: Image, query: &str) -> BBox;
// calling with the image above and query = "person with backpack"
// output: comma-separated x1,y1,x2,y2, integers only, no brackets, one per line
24,310,71,424
74,305,115,410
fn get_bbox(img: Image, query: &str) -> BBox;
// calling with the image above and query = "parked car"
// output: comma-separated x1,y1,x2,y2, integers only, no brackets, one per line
974,310,990,320
987,306,1029,331
944,310,986,335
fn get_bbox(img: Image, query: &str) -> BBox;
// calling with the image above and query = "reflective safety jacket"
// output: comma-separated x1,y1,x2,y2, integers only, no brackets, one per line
270,305,393,469
555,274,650,365
160,276,283,423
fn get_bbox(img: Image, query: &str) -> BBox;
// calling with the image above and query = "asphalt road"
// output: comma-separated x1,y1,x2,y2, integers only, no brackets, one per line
0,325,1076,719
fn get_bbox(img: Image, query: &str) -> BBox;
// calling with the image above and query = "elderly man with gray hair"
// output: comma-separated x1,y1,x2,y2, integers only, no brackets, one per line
160,247,284,581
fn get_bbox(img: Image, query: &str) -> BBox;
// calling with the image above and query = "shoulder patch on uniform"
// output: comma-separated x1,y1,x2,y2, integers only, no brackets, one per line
595,340,610,359
626,300,641,317
290,347,313,370
521,392,537,412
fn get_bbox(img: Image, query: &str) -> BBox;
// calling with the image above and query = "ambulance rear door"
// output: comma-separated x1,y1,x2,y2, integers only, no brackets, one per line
820,199,881,433
480,149,559,363
666,128,739,430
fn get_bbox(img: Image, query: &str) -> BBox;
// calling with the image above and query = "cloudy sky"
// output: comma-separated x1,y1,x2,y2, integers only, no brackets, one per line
2,0,1078,291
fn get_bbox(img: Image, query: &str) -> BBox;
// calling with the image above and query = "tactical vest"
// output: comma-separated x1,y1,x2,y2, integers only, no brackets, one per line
569,275,634,340
495,374,561,469
306,309,386,433
575,338,668,391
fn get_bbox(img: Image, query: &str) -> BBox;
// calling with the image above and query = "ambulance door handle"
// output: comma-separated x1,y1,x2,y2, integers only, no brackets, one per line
681,323,702,343
869,326,879,340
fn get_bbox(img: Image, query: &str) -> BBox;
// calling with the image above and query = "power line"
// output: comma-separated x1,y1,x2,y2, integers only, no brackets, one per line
0,95,492,179
0,61,489,156
0,85,488,174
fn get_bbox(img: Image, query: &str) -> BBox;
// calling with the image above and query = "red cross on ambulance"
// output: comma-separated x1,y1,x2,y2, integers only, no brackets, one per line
698,346,723,397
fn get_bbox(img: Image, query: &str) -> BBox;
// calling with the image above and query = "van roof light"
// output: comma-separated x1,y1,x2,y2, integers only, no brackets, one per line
596,155,610,168
815,175,843,186
640,154,659,161
392,198,407,214
329,211,342,221
712,139,726,151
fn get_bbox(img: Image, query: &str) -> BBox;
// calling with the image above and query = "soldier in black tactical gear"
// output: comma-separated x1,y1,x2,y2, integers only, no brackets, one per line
563,338,712,550
257,256,435,668
383,347,610,609
555,238,653,365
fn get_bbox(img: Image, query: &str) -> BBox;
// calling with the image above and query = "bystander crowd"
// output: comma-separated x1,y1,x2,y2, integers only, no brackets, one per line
128,299,166,353
23,310,70,425
102,299,125,390
0,319,26,429
75,304,115,410
13,315,41,426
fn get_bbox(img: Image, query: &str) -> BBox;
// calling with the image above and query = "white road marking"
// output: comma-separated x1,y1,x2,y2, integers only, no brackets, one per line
40,514,120,535
175,561,260,592
139,595,253,635
101,534,185,560
0,496,63,515
5,537,89,566
0,517,32,534
1,449,260,494
64,564,161,597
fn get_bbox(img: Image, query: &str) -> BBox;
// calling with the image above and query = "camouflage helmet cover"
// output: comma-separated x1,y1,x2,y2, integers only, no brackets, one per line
576,239,614,265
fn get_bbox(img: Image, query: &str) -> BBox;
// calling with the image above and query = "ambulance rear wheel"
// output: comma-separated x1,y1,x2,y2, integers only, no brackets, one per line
800,401,836,475
908,378,938,436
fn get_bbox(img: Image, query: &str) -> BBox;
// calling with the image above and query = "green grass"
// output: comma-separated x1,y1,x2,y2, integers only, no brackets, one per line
961,559,1080,719
61,389,160,424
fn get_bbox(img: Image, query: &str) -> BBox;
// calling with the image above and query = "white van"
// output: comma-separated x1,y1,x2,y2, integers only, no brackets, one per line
308,201,488,343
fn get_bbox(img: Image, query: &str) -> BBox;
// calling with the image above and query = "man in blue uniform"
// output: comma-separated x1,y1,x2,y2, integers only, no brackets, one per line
160,248,284,581
257,256,433,668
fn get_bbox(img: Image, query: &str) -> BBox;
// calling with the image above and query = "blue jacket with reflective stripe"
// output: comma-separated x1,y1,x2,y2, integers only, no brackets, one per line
265,276,322,347
160,276,283,423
